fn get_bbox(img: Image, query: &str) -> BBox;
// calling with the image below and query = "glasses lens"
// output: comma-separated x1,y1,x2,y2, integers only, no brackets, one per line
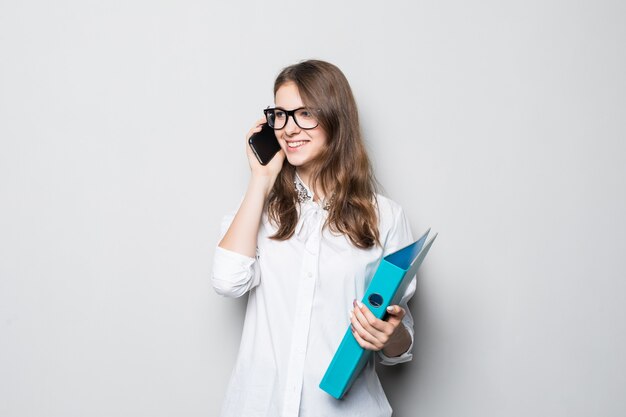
294,108,318,129
266,109,286,129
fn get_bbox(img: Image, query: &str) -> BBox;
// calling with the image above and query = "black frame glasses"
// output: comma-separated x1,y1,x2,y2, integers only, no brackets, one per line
263,107,320,130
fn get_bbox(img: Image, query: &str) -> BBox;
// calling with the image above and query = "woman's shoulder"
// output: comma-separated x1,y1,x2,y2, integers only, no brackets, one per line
374,193,414,253
373,193,408,236
374,193,405,219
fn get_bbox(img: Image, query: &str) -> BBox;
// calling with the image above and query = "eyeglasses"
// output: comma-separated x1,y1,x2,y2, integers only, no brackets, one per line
263,107,319,130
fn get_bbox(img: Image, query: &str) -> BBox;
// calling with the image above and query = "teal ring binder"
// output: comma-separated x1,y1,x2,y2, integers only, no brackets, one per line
319,228,437,399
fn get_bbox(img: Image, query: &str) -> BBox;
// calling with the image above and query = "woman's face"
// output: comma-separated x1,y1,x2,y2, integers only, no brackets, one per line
274,82,328,173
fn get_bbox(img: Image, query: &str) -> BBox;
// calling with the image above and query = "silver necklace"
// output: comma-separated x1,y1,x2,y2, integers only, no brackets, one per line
294,178,333,211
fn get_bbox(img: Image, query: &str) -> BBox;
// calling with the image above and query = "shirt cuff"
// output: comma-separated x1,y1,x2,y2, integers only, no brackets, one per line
211,246,258,298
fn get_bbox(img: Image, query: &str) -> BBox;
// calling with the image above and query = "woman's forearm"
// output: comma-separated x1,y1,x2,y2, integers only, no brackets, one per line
218,176,275,258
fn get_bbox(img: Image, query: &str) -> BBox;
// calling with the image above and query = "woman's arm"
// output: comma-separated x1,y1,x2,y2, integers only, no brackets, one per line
218,176,274,257
217,117,285,258
211,119,285,298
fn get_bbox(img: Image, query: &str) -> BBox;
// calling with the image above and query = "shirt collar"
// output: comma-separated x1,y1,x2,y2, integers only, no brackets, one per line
294,171,314,202
294,171,332,210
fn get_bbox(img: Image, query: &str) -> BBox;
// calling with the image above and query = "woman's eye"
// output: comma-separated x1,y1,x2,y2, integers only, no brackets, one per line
275,111,285,118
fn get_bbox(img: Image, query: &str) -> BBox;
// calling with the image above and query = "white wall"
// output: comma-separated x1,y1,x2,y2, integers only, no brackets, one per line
1,1,625,416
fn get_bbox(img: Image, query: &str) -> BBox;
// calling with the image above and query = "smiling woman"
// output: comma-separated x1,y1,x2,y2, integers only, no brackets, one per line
211,59,418,417
272,82,328,191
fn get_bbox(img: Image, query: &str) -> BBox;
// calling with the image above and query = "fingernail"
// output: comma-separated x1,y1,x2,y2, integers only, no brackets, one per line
353,299,357,307
387,306,394,312
349,310,353,319
357,300,364,308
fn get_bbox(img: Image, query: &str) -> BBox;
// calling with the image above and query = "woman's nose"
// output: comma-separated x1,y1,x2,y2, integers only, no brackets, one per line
284,115,300,135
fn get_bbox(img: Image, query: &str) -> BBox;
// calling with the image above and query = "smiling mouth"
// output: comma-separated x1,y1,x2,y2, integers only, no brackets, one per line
287,140,309,148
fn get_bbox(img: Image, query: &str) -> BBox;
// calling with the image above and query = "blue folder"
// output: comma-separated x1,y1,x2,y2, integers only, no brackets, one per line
319,228,437,399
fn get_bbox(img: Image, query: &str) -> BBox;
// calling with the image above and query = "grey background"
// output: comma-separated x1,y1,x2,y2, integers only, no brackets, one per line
1,1,625,416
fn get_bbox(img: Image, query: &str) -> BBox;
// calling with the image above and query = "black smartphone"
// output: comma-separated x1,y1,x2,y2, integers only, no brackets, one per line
248,123,281,165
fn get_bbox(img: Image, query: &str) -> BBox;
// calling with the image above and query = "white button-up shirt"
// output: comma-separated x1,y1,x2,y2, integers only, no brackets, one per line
211,173,417,417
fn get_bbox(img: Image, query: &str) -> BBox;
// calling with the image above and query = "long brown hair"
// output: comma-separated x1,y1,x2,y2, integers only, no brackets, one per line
267,59,381,249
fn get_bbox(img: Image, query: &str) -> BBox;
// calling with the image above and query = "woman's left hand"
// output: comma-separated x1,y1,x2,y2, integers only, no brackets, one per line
349,299,406,352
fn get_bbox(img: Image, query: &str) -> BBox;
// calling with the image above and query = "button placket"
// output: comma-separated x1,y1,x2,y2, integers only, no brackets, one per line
281,231,321,417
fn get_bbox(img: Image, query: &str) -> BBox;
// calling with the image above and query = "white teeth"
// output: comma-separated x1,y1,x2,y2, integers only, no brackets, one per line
288,141,308,148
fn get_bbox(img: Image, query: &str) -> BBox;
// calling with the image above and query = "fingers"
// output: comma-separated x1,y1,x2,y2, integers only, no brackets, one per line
254,117,266,128
349,301,408,351
384,304,406,325
246,118,267,142
352,299,389,335
351,326,378,351
349,300,390,350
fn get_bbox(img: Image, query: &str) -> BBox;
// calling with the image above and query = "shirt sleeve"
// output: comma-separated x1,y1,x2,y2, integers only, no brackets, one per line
377,203,417,366
211,210,262,298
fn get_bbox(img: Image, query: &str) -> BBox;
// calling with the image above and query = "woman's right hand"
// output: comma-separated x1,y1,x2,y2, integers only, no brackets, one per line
245,118,286,182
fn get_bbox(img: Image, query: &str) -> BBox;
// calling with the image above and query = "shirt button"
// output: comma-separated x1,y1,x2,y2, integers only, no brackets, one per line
307,272,313,278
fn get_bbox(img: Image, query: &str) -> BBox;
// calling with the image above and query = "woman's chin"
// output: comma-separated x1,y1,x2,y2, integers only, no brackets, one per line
285,155,306,167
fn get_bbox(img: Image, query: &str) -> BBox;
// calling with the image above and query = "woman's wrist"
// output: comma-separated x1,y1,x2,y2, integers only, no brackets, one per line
382,324,411,357
249,175,276,199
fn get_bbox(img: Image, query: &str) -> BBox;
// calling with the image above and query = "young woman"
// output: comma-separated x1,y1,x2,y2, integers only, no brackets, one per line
212,59,417,417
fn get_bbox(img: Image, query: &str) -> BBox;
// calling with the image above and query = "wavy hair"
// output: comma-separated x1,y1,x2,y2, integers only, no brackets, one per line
266,59,381,249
